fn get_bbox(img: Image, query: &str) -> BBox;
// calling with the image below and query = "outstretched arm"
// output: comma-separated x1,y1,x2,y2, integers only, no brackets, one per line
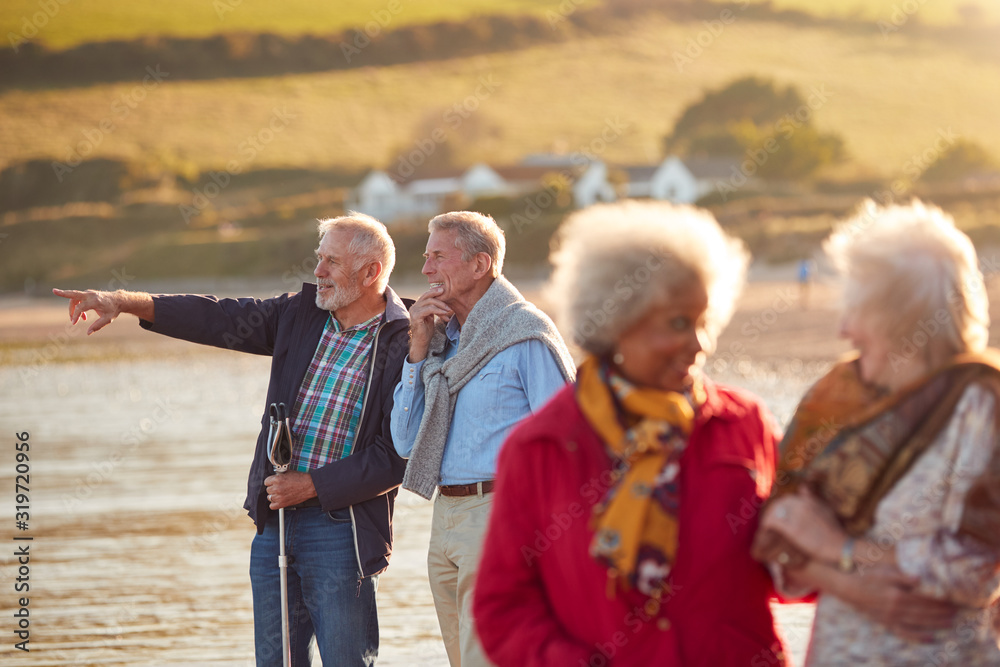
53,288,154,335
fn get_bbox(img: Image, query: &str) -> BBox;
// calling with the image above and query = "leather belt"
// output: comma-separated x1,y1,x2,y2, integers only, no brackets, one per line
438,481,495,497
287,497,321,509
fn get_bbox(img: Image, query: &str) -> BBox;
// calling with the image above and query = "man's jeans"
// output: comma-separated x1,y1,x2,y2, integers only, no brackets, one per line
250,506,378,666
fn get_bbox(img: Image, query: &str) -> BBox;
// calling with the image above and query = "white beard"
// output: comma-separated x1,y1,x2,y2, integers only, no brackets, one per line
315,280,362,312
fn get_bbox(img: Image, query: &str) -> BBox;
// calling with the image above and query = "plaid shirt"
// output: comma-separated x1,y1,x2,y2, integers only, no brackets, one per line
290,311,382,472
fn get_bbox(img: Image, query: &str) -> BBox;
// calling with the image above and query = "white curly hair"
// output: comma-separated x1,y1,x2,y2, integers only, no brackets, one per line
825,199,989,356
546,200,749,356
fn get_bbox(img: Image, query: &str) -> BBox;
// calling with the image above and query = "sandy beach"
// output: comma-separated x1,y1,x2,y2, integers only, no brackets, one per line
1,268,997,666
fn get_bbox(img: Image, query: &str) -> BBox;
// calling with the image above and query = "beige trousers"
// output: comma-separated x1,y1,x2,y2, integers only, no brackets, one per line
427,492,496,667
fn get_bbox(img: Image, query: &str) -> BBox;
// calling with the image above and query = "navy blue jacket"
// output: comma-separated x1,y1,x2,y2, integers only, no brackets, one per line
141,283,411,578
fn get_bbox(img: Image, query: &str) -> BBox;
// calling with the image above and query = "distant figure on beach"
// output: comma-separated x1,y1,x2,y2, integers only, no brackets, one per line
54,213,410,666
754,200,1000,665
474,201,789,666
797,257,816,310
390,211,575,667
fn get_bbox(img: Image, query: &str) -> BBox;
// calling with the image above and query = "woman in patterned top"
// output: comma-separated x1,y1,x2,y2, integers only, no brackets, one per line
754,200,1000,665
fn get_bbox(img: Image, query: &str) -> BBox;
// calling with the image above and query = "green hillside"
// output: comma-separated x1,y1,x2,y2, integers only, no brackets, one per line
0,0,589,50
3,0,995,51
3,14,999,177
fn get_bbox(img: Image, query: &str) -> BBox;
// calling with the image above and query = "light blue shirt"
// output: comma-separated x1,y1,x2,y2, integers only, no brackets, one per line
391,316,569,485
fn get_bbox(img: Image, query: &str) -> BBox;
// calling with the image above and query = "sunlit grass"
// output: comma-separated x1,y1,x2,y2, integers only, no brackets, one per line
0,0,588,50
2,16,1000,177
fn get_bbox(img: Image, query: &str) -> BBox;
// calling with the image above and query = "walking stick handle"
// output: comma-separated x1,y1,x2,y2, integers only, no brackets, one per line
267,402,293,473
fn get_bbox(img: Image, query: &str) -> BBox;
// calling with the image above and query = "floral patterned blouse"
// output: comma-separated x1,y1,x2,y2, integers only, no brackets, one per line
790,383,1000,666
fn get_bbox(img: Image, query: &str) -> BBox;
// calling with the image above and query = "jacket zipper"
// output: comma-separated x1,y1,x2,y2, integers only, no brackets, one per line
348,322,385,581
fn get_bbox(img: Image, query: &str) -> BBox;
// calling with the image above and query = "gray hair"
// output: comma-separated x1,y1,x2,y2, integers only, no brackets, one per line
547,200,749,356
317,212,396,292
825,199,989,357
428,211,506,277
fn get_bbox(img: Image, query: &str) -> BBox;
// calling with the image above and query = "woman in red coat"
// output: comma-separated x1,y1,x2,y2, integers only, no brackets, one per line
474,201,789,666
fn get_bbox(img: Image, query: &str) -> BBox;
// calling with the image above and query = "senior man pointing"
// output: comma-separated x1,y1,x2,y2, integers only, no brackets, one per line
391,210,575,666
55,213,409,667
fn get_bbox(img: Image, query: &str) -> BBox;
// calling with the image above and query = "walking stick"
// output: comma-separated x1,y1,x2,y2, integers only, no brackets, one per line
268,402,293,667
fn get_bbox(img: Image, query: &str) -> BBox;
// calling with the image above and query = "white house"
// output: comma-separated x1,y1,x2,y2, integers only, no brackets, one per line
459,163,509,199
352,155,750,224
510,154,619,207
683,156,743,200
492,164,560,196
401,163,509,219
347,170,401,223
623,156,741,204
348,163,510,224
572,161,617,208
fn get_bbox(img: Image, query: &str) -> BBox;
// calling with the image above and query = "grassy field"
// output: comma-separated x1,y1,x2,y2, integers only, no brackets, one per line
0,0,593,50
3,15,1000,177
4,0,995,51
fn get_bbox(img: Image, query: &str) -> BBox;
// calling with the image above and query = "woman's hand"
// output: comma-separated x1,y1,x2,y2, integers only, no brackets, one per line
833,564,959,642
760,486,846,564
791,560,960,643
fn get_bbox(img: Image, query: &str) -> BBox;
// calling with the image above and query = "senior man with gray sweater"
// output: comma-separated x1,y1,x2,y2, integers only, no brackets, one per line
391,210,574,667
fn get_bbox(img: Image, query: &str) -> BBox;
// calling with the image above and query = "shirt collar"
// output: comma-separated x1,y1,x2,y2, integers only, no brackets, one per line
445,316,461,342
331,310,384,334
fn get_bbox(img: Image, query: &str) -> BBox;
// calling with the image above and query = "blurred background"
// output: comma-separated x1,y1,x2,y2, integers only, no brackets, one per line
2,0,1000,291
2,1,1000,665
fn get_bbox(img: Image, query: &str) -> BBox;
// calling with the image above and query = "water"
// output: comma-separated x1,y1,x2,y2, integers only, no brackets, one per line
0,309,816,666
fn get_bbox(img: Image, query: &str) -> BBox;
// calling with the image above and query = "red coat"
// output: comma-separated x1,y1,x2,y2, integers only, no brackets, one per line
474,379,789,667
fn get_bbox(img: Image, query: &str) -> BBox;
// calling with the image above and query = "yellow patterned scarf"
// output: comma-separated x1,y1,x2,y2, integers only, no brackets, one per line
576,355,705,597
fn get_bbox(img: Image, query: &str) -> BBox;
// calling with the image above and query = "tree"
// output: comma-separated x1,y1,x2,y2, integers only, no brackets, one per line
664,76,846,180
665,76,806,154
920,140,996,182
